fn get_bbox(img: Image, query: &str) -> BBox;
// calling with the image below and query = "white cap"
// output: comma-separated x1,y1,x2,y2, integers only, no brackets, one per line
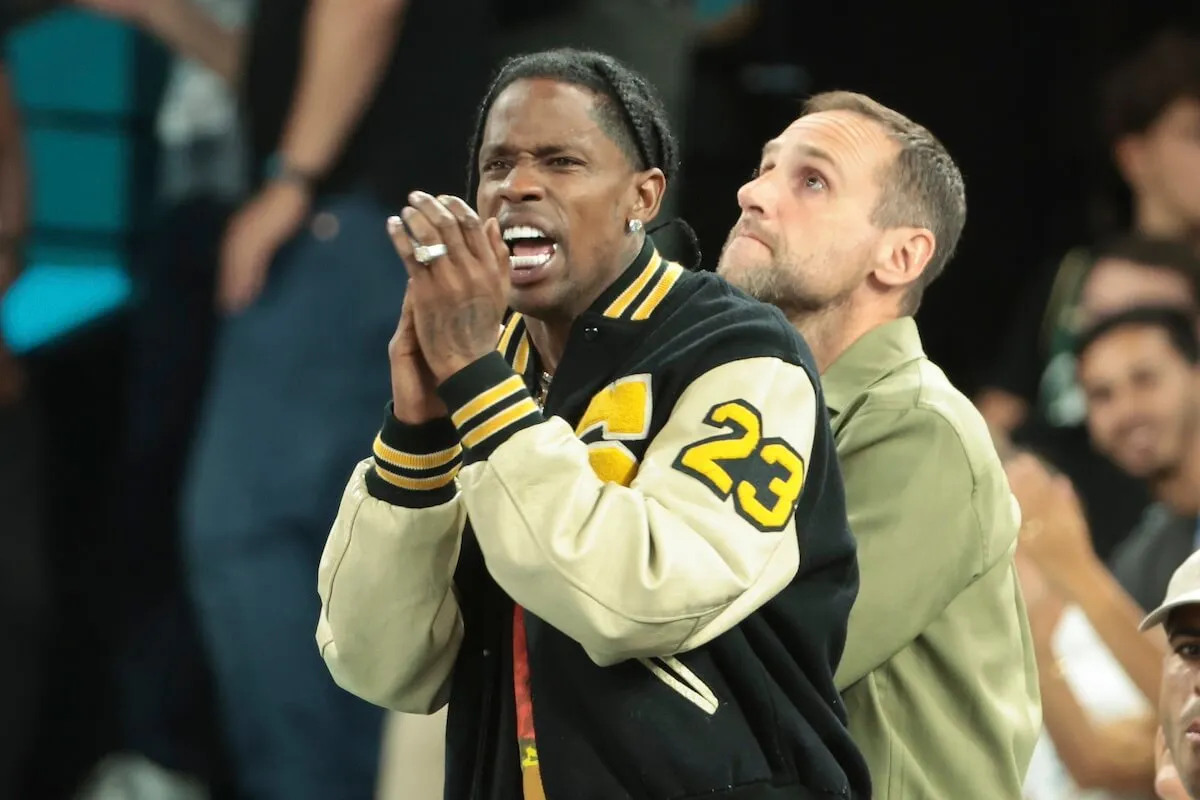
1140,548,1200,631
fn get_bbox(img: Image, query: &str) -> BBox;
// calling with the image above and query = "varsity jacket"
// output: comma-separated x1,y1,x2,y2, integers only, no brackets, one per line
317,238,870,800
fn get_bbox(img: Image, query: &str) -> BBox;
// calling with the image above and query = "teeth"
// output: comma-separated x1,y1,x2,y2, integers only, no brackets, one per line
503,225,549,241
510,243,558,269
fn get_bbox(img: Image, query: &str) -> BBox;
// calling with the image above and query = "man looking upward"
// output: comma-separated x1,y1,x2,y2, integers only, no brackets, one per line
718,90,1040,798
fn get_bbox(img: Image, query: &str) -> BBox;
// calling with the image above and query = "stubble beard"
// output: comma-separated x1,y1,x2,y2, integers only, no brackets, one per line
720,250,851,326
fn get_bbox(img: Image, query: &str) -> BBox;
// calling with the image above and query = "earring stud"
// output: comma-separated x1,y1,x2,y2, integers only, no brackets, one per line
626,219,644,234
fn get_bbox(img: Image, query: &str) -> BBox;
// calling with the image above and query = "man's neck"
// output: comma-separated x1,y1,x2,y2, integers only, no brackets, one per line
1152,437,1200,517
792,301,896,374
1133,198,1200,250
524,317,572,375
523,237,646,375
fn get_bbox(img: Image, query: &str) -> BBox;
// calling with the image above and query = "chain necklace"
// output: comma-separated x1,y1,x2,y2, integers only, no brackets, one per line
535,371,553,410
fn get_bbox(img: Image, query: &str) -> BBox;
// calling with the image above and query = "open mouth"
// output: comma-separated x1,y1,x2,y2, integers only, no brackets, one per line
502,225,559,269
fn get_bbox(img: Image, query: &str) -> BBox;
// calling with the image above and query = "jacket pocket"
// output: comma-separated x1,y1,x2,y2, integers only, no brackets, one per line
639,655,720,715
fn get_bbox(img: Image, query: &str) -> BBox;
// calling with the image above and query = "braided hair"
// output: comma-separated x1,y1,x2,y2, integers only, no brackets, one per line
467,48,678,193
465,49,701,267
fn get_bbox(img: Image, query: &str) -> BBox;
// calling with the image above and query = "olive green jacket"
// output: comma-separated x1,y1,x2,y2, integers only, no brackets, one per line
824,317,1041,799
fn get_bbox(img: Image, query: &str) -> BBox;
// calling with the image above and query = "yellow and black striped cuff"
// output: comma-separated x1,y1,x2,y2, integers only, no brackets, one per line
364,403,462,507
437,351,543,463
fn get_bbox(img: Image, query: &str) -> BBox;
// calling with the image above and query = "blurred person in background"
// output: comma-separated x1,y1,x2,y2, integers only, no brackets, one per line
497,0,694,126
1073,307,1200,616
69,3,250,799
1007,452,1166,799
694,0,757,46
0,28,43,800
1017,235,1200,559
1136,549,1200,800
716,90,1040,798
1009,305,1200,798
67,0,493,797
1075,238,1200,330
977,30,1200,559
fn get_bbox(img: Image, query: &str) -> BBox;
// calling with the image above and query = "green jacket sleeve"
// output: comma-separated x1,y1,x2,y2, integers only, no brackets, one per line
834,405,984,689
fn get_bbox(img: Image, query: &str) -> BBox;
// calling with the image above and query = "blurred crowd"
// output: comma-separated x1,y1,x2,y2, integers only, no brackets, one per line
0,1,1199,799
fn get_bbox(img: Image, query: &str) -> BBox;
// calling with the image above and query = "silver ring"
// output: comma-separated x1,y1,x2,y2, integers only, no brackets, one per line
413,242,448,264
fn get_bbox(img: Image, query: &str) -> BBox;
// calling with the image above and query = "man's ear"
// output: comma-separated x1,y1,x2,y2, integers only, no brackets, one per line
630,167,667,227
872,227,936,290
1113,133,1147,189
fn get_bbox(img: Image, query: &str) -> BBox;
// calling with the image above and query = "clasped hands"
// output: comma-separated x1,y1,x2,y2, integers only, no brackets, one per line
386,191,510,425
1005,452,1097,635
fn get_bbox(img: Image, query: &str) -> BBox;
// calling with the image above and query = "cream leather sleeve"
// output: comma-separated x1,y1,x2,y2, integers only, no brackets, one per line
453,356,817,667
316,459,466,714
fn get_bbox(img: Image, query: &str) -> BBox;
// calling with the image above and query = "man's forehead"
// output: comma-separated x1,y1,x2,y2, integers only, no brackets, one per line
1162,95,1200,125
767,110,897,169
489,80,596,127
483,79,601,147
1082,326,1174,370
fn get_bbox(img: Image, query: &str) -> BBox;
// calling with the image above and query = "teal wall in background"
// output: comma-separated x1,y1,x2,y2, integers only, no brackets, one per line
2,9,167,352
12,12,138,113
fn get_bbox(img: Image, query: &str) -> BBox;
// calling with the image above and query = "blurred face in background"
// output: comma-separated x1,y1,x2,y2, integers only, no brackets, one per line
1077,324,1200,481
1162,605,1200,800
716,110,898,317
1078,258,1197,327
1118,97,1200,230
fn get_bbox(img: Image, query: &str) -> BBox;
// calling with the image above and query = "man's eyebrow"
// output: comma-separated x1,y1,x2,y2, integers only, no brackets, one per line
758,141,839,173
479,143,577,161
1169,625,1200,640
796,144,837,169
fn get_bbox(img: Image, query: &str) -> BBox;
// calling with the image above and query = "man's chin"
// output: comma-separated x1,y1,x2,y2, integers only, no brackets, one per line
508,283,567,322
1117,451,1175,483
1178,750,1200,800
716,257,765,287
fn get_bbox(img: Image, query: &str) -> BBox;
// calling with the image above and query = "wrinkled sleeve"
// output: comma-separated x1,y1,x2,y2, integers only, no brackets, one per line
834,407,990,689
316,410,466,713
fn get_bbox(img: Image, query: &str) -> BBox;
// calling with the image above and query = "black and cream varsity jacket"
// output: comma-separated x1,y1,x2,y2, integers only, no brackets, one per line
317,238,870,800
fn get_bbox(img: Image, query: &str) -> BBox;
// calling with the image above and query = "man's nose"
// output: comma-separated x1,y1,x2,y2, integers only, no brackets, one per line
499,162,545,204
736,173,766,216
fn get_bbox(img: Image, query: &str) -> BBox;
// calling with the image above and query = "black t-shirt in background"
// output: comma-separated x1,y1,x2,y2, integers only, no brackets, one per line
244,0,495,210
986,261,1061,406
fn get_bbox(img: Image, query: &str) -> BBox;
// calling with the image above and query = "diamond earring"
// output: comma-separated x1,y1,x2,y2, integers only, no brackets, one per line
626,219,644,235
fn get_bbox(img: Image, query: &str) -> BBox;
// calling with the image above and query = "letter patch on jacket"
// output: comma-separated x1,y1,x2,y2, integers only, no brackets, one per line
575,374,653,487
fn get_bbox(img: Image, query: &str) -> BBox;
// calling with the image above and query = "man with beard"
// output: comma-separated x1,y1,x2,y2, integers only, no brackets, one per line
716,90,1040,798
1075,307,1200,613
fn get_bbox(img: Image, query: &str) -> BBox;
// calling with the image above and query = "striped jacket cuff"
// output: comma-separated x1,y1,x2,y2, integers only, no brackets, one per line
364,404,462,507
437,351,543,464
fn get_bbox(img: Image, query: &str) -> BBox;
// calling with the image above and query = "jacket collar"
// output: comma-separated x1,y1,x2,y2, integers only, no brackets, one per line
821,317,925,416
591,235,683,322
